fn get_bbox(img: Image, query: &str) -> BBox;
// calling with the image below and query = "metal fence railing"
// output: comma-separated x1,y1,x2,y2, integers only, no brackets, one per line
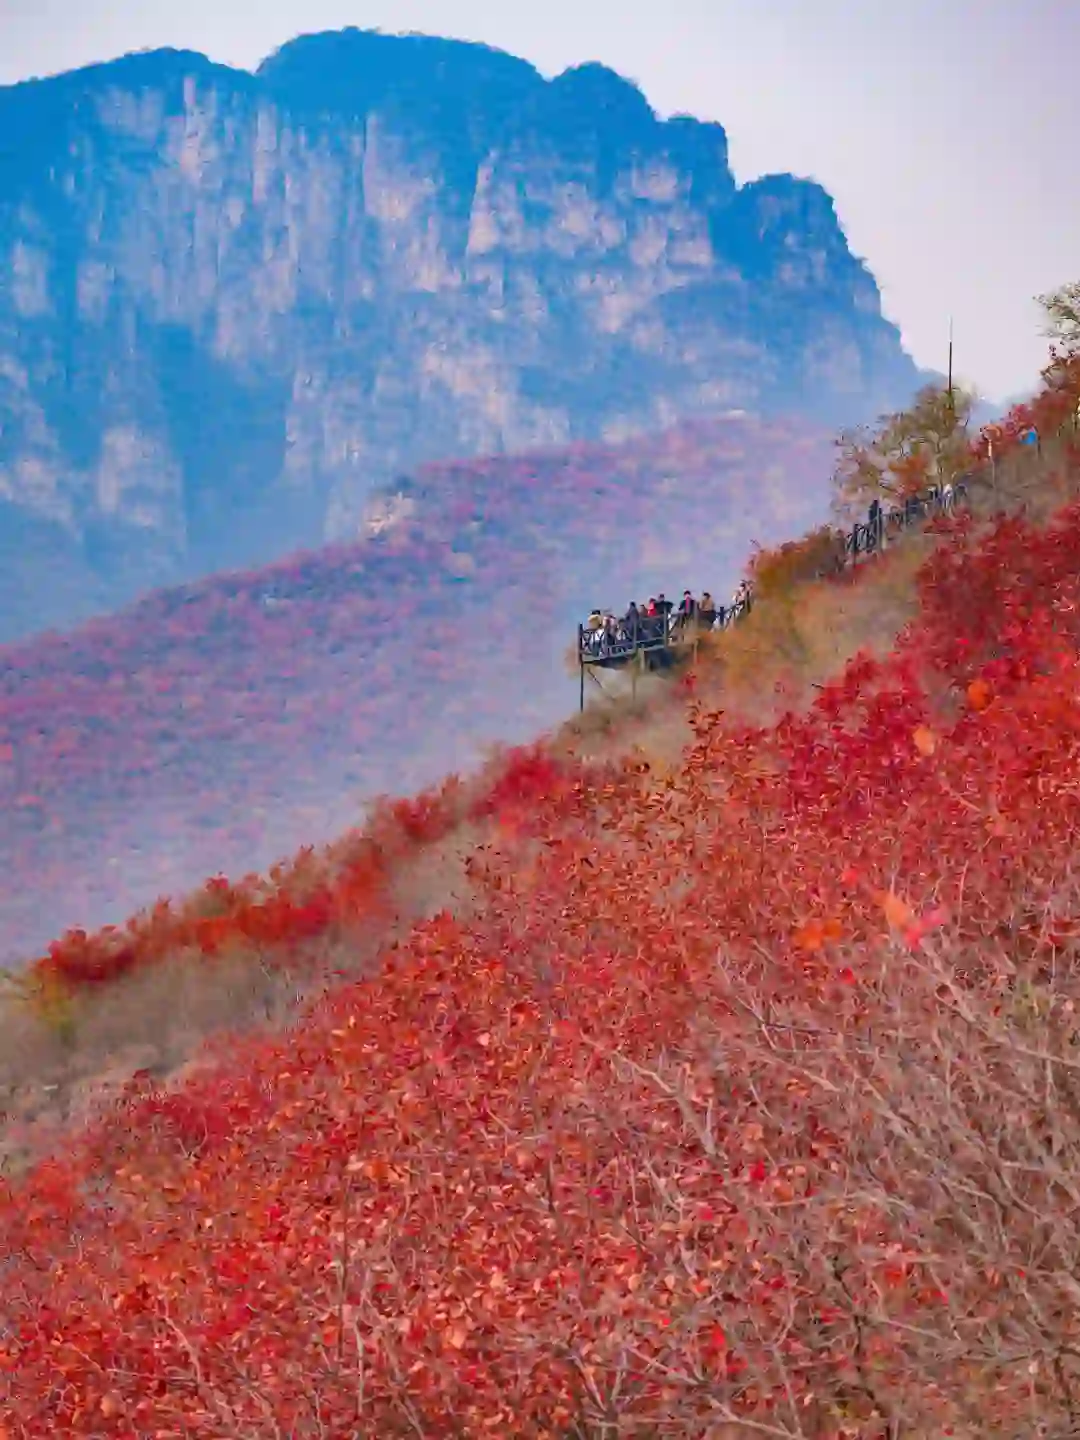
840,481,968,571
575,478,971,708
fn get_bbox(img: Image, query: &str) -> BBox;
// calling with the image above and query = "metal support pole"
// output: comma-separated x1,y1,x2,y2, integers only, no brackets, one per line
577,624,585,713
947,316,954,426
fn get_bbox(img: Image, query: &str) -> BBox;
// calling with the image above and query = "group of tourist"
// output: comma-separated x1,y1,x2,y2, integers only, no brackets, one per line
581,582,753,660
579,480,968,664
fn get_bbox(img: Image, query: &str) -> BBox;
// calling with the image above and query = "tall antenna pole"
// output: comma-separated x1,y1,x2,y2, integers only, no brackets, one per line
947,315,955,422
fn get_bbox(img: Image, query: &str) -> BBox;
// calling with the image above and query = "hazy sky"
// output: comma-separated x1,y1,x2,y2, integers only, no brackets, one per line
2,0,1076,402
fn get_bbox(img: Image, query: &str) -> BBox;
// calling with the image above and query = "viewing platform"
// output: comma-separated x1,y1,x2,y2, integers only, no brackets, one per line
574,479,969,710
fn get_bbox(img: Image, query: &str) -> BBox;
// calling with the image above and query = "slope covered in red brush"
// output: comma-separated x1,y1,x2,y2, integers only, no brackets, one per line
0,413,833,964
6,436,1080,1432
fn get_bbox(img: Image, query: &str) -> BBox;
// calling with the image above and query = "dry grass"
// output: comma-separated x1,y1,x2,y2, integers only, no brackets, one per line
0,821,484,1178
702,536,932,719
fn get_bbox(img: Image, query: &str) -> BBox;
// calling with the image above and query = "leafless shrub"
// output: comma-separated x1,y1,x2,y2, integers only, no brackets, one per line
563,898,1080,1436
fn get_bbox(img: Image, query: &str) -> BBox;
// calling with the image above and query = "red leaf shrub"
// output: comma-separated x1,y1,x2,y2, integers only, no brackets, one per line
3,367,1080,1434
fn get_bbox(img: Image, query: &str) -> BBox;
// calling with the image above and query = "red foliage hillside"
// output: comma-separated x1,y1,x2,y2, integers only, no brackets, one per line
4,389,1080,1432
0,413,833,965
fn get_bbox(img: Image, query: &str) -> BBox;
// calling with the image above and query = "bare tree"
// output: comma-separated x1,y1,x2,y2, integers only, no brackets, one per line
833,383,975,520
1037,281,1080,358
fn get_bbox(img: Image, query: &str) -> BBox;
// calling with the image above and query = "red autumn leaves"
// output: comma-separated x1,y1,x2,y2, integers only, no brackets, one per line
2,434,1080,1432
0,352,1079,1435
24,746,569,992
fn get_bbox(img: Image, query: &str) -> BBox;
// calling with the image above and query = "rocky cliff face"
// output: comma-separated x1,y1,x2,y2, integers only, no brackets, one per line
0,28,921,643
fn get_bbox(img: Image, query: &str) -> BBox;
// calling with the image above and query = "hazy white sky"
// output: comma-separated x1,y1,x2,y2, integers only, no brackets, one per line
2,0,1076,402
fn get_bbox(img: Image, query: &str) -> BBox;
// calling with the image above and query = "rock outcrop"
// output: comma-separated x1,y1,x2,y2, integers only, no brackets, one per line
0,28,921,642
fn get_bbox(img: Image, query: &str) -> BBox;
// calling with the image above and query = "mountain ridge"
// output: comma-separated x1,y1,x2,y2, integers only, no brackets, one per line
0,26,922,644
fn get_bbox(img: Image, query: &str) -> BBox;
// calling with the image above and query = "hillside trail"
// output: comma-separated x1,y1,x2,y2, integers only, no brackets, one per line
0,468,1027,1180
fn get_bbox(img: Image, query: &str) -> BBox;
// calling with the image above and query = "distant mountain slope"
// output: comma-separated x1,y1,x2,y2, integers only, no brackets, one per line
0,413,834,963
0,27,921,643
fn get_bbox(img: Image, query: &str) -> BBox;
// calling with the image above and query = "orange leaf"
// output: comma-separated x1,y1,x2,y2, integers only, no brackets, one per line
793,920,825,952
967,678,992,712
794,917,843,951
912,725,937,756
880,889,915,930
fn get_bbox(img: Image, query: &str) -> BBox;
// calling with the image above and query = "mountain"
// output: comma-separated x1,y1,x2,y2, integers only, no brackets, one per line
0,413,834,964
0,27,922,644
